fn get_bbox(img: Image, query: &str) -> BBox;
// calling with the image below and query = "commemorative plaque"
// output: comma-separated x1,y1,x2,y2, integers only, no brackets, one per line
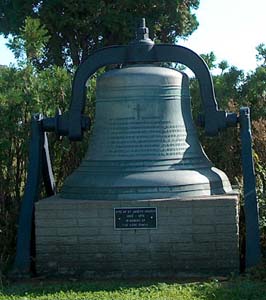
114,207,157,229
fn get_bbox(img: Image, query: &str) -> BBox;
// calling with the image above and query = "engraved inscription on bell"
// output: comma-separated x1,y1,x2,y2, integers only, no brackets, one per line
107,120,187,158
87,67,197,161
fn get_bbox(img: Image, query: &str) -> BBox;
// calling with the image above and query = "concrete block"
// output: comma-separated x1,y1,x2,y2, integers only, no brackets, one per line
121,233,150,244
35,227,57,236
35,209,57,218
168,207,193,217
121,243,137,252
35,217,77,228
159,216,192,225
97,208,114,218
55,210,78,218
78,234,120,243
149,242,172,252
193,207,215,216
172,242,193,251
35,194,239,278
158,225,193,234
216,224,238,233
193,233,237,243
78,217,113,227
77,209,98,218
192,225,215,234
77,227,99,236
98,226,120,235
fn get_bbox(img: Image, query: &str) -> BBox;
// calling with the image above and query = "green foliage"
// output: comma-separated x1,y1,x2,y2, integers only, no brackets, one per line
256,43,266,66
245,259,266,281
241,66,266,120
0,0,199,68
1,279,266,300
218,60,229,74
200,51,217,70
0,63,96,275
7,17,50,65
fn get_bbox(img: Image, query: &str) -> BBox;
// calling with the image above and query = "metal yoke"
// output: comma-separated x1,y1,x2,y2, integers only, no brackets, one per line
13,18,260,276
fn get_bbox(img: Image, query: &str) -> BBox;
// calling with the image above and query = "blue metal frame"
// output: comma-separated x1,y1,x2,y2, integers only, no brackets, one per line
240,107,261,268
13,19,260,276
12,114,56,276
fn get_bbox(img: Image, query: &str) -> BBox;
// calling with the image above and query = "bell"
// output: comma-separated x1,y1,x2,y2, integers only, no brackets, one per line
61,64,232,200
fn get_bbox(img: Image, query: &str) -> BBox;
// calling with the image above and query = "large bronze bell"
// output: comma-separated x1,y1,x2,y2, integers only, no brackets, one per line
61,64,232,200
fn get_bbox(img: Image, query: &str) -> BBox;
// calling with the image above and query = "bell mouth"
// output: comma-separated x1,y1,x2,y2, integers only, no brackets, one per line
60,166,232,200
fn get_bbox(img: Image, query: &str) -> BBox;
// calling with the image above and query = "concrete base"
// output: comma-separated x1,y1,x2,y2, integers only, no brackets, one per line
35,194,239,278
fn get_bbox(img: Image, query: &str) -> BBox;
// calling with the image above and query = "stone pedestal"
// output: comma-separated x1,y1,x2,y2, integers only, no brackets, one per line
35,194,239,278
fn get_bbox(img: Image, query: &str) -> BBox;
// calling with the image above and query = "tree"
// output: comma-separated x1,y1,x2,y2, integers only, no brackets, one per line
200,51,216,70
0,0,200,68
256,43,266,66
241,43,266,120
7,17,50,67
218,60,229,74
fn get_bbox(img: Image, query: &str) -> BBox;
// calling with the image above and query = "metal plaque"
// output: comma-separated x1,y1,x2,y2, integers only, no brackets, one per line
114,207,157,229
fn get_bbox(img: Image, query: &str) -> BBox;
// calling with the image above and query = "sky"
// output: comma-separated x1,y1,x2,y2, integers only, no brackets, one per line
179,0,266,73
0,0,266,73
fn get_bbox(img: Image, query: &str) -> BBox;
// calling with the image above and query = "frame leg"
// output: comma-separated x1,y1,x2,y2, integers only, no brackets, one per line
240,107,261,268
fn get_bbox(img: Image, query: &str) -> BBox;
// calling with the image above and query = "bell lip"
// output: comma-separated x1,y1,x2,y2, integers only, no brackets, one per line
39,191,239,204
61,148,232,201
58,189,237,201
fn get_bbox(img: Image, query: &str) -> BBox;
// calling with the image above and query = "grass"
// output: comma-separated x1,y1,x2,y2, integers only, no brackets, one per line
1,278,266,300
